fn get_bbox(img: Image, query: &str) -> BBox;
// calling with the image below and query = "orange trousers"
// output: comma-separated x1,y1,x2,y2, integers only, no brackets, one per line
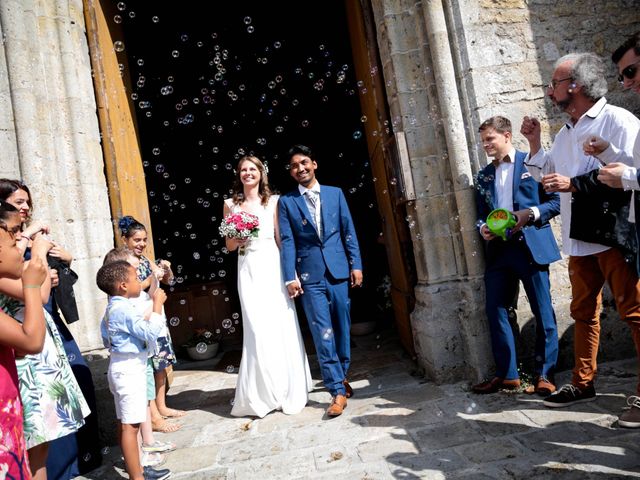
569,248,640,395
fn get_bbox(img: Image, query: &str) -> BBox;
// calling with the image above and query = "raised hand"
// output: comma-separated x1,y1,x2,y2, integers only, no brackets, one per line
520,116,541,143
582,136,609,157
30,234,53,262
598,162,626,189
22,252,48,289
152,287,167,314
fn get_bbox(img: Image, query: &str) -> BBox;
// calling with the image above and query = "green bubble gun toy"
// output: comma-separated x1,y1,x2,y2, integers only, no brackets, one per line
486,208,517,241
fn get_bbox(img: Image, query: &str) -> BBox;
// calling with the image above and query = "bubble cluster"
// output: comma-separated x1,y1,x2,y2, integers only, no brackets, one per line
111,5,380,302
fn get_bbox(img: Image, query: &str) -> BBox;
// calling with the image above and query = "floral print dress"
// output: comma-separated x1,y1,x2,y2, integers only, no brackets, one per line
137,255,176,371
0,345,31,479
0,294,90,449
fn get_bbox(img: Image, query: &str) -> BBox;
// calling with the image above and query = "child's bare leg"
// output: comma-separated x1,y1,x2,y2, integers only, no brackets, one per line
154,369,185,418
140,404,155,447
28,442,49,480
121,422,144,480
150,397,181,433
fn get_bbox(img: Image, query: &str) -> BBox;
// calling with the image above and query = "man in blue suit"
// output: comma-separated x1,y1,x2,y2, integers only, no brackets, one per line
473,116,561,396
278,144,363,417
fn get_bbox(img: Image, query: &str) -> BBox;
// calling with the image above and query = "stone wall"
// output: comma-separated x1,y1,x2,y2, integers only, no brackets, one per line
373,0,640,381
452,0,640,372
0,0,113,349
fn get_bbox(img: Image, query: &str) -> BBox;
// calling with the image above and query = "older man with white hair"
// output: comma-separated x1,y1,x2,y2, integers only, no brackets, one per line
520,52,640,427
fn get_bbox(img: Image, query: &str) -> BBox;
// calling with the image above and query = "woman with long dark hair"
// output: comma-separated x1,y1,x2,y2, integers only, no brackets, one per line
0,179,97,479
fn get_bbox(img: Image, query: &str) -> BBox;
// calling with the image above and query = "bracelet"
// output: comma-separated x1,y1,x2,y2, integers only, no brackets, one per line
23,285,42,289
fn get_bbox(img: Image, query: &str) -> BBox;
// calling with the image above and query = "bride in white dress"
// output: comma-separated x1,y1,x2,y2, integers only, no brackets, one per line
223,155,312,418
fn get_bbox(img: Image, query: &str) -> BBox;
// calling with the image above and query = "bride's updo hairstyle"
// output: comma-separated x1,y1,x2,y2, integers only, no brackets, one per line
231,155,273,207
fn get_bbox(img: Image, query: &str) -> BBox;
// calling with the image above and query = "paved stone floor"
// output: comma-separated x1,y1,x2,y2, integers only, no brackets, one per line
78,330,640,479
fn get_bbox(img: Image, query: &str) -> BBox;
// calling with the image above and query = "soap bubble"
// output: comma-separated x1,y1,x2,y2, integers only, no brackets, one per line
195,342,208,354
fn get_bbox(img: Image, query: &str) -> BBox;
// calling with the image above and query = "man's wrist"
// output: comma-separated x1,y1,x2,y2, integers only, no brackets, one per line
527,208,535,224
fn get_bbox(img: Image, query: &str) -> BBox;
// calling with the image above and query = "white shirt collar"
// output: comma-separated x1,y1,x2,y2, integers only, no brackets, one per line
566,97,608,129
298,182,321,196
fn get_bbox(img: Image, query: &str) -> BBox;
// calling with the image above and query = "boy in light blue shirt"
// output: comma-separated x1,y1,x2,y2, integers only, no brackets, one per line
97,260,169,480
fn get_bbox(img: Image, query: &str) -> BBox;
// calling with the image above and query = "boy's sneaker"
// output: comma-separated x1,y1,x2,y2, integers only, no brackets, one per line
142,441,176,453
618,395,640,428
543,383,596,408
141,452,165,467
143,466,171,480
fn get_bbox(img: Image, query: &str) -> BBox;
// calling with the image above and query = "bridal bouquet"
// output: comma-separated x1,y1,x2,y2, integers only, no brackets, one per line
219,211,260,255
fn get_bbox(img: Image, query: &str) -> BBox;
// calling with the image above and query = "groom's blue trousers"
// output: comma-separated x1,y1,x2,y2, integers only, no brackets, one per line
300,276,350,397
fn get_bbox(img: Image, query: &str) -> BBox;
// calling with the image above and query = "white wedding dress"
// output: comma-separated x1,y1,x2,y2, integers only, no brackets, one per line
227,195,312,418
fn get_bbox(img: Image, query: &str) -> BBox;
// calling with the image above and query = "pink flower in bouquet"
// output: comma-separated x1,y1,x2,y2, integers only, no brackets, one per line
219,211,260,240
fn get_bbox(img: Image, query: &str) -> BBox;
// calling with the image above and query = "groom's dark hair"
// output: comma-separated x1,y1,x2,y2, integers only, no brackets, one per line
288,144,315,161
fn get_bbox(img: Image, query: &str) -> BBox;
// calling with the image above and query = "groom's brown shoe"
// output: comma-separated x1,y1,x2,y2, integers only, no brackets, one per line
327,395,347,417
343,380,353,398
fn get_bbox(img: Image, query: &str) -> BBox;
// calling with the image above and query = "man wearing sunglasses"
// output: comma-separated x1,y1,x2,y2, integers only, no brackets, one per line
521,52,640,428
585,32,640,213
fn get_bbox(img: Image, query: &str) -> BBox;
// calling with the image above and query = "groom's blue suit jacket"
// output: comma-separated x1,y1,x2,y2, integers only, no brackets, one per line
279,185,362,285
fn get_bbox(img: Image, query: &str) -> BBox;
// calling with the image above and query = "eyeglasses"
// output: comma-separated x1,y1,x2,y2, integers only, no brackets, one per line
618,59,640,84
547,76,573,90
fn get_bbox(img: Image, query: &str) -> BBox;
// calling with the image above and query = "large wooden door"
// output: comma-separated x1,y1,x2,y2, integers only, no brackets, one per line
83,0,155,253
345,1,417,356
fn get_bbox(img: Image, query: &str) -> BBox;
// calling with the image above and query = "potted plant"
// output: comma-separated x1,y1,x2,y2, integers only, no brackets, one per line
182,328,222,361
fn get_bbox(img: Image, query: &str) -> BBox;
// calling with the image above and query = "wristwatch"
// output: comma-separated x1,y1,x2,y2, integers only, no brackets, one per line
527,208,535,224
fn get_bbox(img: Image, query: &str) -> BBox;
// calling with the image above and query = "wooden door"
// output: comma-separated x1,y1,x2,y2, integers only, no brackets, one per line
83,0,155,253
345,0,417,356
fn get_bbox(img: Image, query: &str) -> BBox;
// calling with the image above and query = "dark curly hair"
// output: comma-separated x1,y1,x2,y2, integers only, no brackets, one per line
0,202,20,232
96,260,133,296
231,156,272,207
118,216,146,239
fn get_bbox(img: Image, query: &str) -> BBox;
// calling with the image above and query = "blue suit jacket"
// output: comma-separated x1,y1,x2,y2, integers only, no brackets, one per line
279,185,362,285
476,150,561,266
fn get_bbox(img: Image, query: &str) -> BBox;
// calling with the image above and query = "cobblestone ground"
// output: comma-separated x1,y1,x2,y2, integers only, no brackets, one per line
78,331,640,479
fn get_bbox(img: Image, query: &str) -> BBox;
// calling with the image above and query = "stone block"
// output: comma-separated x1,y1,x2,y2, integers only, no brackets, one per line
466,34,527,68
218,431,288,463
463,409,539,436
312,445,361,472
383,10,424,54
409,421,484,450
356,435,420,463
455,437,526,463
163,444,223,473
386,447,469,476
231,449,316,479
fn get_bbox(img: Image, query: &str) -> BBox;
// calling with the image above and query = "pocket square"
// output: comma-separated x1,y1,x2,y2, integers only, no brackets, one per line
521,172,531,179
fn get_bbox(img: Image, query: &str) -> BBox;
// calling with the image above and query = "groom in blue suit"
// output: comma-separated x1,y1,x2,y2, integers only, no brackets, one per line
279,144,363,417
473,116,561,396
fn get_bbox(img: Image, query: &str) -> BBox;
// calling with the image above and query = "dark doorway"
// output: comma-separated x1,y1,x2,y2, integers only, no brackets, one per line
112,1,393,347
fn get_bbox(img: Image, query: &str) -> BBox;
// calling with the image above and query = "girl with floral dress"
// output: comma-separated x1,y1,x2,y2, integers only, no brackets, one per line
0,203,50,480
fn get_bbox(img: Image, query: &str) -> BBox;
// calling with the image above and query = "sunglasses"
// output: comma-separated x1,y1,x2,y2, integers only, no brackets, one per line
618,59,640,83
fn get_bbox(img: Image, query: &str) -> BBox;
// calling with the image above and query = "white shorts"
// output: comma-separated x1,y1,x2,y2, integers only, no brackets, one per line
108,352,148,424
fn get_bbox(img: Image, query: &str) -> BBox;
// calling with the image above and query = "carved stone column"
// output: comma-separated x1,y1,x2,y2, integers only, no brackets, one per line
371,0,493,382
